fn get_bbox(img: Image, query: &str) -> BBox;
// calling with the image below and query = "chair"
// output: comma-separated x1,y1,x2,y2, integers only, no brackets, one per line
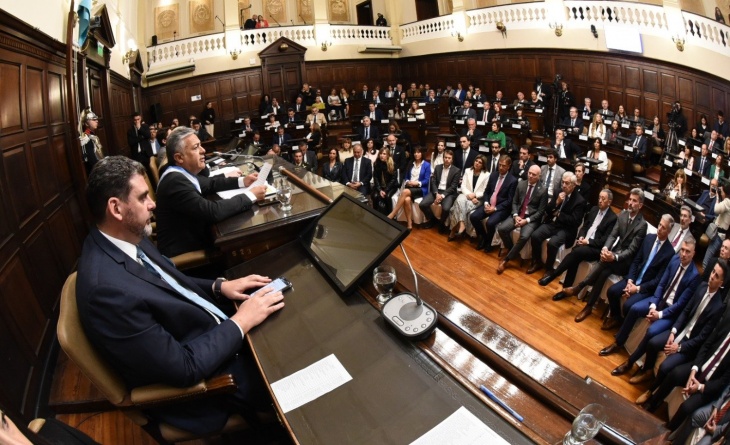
149,156,161,186
57,273,247,444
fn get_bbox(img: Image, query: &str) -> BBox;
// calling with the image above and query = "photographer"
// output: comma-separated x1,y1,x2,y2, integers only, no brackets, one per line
703,181,730,269
668,101,688,138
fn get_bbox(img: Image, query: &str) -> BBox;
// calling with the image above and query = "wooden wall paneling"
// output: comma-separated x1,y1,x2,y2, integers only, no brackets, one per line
553,58,572,82
30,137,59,205
25,66,46,129
0,183,14,250
219,78,233,97
695,82,710,109
625,66,640,91
249,72,262,91
712,87,726,114
46,205,81,273
589,61,604,85
678,77,694,104
572,59,587,84
607,90,625,110
22,225,65,311
52,134,71,190
0,306,33,413
492,56,508,78
625,94,641,116
48,72,64,124
538,57,553,79
523,57,536,79
606,63,622,87
187,84,202,106
202,80,217,100
3,145,40,229
643,69,658,94
660,72,676,97
220,98,234,118
643,97,659,121
0,59,23,135
233,76,247,94
172,87,187,107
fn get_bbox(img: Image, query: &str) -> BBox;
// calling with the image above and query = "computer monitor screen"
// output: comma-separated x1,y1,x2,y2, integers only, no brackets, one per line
300,193,410,295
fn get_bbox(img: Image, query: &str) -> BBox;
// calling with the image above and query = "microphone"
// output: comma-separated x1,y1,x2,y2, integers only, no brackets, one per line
291,19,295,26
380,244,438,339
215,15,224,27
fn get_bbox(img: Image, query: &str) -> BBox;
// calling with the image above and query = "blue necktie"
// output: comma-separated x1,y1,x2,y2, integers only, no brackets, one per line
636,240,660,285
137,247,228,320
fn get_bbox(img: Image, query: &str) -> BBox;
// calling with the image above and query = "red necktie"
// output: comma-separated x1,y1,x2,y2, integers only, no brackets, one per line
671,229,684,248
490,176,504,207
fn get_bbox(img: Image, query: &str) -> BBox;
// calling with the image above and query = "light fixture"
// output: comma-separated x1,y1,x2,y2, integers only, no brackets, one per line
591,24,598,38
496,21,506,35
122,50,134,64
320,41,332,51
672,35,685,51
549,22,563,36
229,49,241,60
451,29,464,42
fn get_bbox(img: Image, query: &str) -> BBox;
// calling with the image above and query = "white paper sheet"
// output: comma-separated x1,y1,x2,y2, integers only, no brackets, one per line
209,166,240,177
270,354,352,413
410,407,511,445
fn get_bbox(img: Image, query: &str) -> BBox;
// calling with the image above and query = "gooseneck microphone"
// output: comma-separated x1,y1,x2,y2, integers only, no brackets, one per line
381,244,438,339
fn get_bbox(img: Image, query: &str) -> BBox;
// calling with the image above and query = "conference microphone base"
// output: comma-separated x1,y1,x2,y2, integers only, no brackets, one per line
381,292,438,340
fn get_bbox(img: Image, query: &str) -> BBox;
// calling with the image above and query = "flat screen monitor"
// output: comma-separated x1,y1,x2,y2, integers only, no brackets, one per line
300,193,410,295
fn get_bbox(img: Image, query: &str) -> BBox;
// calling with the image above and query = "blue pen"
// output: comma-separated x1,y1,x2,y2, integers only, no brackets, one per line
480,385,524,422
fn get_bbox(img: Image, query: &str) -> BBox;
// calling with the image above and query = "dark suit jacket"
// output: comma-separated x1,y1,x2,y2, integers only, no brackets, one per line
629,134,648,157
428,164,461,197
141,139,162,159
576,206,618,248
552,138,581,160
456,107,477,120
459,128,484,148
671,283,725,358
605,211,648,261
358,125,380,141
697,190,719,221
127,124,151,163
623,234,675,296
302,150,318,172
480,109,497,124
481,172,518,214
272,133,292,147
196,127,212,142
77,228,246,434
695,155,712,177
452,148,478,173
510,180,547,222
691,304,730,391
341,156,373,195
365,109,384,121
545,191,586,241
156,170,252,257
389,144,408,180
322,161,343,182
511,159,535,181
649,255,700,320
561,116,585,133
540,164,566,194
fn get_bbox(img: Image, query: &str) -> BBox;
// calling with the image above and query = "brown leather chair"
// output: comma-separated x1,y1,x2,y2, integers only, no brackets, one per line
57,272,247,444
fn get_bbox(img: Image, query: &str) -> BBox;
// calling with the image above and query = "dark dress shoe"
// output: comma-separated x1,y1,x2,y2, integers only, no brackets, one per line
563,285,583,298
611,361,632,376
538,273,555,286
484,245,495,253
447,233,457,242
422,220,436,229
552,291,568,301
476,238,487,250
601,318,620,331
496,260,507,275
526,261,543,274
574,305,592,322
599,342,620,356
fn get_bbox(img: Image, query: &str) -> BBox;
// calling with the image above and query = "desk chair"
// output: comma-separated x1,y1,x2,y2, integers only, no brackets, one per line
57,273,247,444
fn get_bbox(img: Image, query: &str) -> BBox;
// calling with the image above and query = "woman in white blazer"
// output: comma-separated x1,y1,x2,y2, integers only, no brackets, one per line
448,154,490,240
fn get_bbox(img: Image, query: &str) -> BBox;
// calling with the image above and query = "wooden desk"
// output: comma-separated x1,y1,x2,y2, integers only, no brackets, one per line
212,156,360,267
228,243,666,444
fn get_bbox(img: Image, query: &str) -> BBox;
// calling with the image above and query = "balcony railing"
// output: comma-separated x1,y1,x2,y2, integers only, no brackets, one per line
145,3,729,68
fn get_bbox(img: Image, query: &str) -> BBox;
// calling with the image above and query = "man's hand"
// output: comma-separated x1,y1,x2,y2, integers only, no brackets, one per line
664,336,679,355
435,194,444,205
625,280,639,295
706,411,719,434
576,237,588,246
243,172,259,187
231,289,285,334
600,249,616,262
556,191,566,206
249,185,267,201
225,169,243,178
646,309,660,322
221,275,272,300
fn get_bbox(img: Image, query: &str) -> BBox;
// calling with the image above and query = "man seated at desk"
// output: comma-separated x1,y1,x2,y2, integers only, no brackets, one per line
552,128,581,161
305,107,327,127
629,124,648,166
365,102,384,121
156,127,266,258
459,118,483,149
696,144,712,177
272,125,291,148
192,119,212,142
358,116,380,141
284,108,301,125
561,107,584,134
77,155,284,436
455,99,477,120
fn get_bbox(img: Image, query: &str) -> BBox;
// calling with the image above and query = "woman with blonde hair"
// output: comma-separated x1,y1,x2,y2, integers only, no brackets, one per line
587,113,606,140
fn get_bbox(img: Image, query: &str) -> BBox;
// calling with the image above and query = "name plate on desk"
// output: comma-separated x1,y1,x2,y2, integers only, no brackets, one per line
712,153,717,158
622,123,630,128
694,145,702,152
381,119,389,124
646,129,653,135
408,118,417,122
538,155,547,162
624,145,634,152
645,191,655,201
477,103,484,108
535,108,543,113
477,121,486,126
604,119,612,125
702,177,711,185
235,118,243,123
501,105,507,109
664,159,673,167
447,142,456,148
579,135,588,141
479,146,489,153
679,139,686,146
685,168,693,176
296,125,305,129
419,102,426,106
456,119,465,125
512,124,521,129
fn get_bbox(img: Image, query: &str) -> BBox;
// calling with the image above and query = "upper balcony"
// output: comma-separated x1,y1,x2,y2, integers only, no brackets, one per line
143,2,729,84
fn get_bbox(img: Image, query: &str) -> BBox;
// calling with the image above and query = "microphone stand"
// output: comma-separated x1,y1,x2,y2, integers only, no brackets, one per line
270,15,281,26
300,14,307,25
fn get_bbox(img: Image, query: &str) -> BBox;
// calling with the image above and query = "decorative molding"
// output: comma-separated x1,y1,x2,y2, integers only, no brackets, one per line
189,0,214,34
0,35,64,66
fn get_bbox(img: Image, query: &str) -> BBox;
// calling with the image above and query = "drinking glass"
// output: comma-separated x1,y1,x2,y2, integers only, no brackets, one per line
563,403,607,445
373,266,397,304
277,184,292,212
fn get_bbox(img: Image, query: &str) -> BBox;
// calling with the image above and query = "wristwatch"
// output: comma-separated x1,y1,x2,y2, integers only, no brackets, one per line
213,277,227,301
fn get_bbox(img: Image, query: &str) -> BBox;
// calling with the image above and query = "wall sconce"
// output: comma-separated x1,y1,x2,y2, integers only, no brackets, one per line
451,29,464,42
229,49,241,60
320,41,332,51
549,22,563,36
672,35,685,51
496,21,506,35
122,50,134,64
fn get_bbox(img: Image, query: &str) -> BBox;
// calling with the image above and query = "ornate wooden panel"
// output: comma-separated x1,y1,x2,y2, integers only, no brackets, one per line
625,66,640,91
48,72,64,124
0,60,23,134
643,69,658,94
678,76,694,103
3,145,39,228
661,72,676,97
26,67,46,128
202,80,217,99
695,82,710,109
606,63,622,86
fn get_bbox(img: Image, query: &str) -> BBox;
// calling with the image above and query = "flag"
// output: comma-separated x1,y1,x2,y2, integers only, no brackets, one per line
78,0,92,47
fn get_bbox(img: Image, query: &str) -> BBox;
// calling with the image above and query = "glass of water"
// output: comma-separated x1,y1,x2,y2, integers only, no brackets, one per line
373,265,397,304
277,184,292,212
563,403,606,445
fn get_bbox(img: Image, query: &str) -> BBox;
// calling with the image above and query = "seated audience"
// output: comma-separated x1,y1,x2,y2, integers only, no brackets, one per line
574,163,591,203
511,145,534,181
606,120,623,144
586,138,609,172
587,113,606,140
448,154,489,241
629,124,648,165
305,107,327,127
696,144,712,177
668,205,693,253
388,146,430,229
297,140,317,172
338,138,354,163
341,144,372,195
372,147,399,215
697,178,720,221
486,121,507,148
191,119,212,141
540,149,565,198
663,168,688,202
322,148,343,182
472,156,520,254
710,153,726,180
358,116,380,141
553,128,581,161
420,150,461,231
561,106,584,134
407,101,425,120
703,182,730,269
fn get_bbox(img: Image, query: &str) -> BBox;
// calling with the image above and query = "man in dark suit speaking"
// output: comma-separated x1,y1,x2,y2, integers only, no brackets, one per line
77,156,284,436
155,127,266,258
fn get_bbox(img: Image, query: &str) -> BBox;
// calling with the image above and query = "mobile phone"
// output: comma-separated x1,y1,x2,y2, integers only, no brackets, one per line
253,277,292,295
